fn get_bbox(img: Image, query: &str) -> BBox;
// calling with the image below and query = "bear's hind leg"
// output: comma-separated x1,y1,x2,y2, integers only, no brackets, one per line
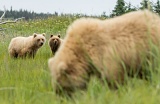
9,49,18,58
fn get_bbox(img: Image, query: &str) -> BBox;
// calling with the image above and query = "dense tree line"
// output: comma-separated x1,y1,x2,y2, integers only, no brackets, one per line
0,0,160,20
110,0,160,17
0,6,58,20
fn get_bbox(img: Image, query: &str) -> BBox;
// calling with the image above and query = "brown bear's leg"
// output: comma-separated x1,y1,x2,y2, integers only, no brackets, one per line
102,61,125,89
27,50,37,58
9,49,18,58
18,48,28,58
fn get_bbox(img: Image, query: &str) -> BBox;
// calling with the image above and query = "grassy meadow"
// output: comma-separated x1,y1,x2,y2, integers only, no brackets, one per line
0,16,160,104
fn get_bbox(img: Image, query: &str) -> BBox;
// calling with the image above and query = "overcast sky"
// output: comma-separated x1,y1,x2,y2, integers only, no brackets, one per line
0,0,157,15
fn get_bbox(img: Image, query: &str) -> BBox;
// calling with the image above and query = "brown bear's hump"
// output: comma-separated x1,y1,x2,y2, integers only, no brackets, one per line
66,18,103,38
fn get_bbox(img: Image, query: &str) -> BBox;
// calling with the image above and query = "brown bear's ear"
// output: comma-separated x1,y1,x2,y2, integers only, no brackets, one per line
50,35,53,38
33,33,37,38
58,34,61,38
42,33,46,37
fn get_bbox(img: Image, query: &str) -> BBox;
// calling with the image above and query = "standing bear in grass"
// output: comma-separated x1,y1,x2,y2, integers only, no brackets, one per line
48,10,160,95
8,33,46,58
48,34,63,55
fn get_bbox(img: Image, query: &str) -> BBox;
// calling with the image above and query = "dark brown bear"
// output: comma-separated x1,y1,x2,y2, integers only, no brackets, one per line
48,34,63,55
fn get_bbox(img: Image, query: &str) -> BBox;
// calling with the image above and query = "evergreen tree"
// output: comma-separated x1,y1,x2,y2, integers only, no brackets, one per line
140,0,153,10
110,0,126,17
101,11,108,19
125,2,137,13
154,0,160,15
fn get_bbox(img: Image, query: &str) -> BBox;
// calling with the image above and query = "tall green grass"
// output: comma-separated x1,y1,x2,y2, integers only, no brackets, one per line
0,16,160,104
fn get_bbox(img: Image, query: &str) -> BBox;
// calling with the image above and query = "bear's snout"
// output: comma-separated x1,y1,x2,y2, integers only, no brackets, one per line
54,40,57,45
40,42,44,46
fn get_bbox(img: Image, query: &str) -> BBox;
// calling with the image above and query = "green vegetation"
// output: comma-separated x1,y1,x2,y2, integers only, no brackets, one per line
0,14,160,104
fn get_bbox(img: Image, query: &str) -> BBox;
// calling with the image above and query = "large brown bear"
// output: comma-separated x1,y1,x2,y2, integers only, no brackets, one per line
48,10,160,95
8,33,46,58
48,34,63,55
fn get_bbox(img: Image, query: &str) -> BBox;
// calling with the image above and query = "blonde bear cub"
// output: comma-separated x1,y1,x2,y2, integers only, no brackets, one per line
8,33,46,58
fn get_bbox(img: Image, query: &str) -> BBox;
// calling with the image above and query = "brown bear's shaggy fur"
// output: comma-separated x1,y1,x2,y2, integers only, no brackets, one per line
48,10,160,95
8,33,46,58
48,34,63,55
